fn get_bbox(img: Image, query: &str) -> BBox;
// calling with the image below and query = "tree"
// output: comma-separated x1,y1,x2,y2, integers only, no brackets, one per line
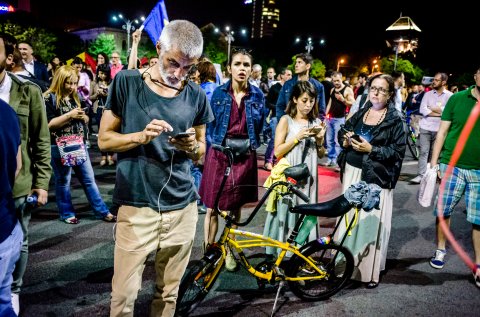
88,33,116,58
200,24,227,66
0,20,56,63
380,57,424,84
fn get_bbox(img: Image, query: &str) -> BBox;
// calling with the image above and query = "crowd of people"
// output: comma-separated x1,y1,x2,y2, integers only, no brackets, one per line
0,14,479,317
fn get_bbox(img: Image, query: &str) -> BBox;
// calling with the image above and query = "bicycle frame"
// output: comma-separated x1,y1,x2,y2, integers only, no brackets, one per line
219,227,328,283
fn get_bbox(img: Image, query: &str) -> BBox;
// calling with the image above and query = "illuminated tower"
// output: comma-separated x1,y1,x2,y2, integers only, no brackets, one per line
250,0,280,39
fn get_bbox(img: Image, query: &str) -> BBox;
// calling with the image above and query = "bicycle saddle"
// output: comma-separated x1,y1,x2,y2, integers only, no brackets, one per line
290,195,351,218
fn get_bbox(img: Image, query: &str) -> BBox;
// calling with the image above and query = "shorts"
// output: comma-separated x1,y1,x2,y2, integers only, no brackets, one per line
433,163,480,225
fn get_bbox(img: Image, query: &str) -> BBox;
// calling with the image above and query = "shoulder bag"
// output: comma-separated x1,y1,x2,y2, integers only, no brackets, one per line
51,94,88,167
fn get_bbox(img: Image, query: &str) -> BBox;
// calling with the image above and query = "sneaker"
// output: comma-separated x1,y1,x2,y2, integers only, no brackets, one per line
474,265,480,289
11,293,19,315
410,175,422,184
429,249,446,269
225,252,237,271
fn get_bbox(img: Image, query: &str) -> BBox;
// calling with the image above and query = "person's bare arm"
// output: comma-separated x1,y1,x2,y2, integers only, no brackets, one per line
98,109,173,153
128,29,142,70
48,108,87,130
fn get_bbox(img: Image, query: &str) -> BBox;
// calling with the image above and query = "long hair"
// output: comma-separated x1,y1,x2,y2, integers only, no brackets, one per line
96,63,112,84
285,81,319,121
44,65,81,108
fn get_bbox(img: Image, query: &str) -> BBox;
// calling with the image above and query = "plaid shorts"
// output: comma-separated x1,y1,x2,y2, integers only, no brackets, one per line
434,163,480,225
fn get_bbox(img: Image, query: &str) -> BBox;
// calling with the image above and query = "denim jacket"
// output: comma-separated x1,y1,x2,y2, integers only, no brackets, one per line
275,75,326,121
207,80,265,150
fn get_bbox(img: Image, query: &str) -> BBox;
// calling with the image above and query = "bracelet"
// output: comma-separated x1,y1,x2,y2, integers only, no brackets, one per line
187,142,200,155
293,138,299,145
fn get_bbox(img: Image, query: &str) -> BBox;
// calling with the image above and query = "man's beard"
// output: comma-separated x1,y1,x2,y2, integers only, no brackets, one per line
158,59,185,89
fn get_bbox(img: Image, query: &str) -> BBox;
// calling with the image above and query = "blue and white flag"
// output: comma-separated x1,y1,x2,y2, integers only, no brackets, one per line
141,0,169,45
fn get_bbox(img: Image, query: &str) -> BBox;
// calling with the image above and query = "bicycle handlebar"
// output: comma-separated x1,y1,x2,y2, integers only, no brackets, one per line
211,144,310,226
290,185,310,203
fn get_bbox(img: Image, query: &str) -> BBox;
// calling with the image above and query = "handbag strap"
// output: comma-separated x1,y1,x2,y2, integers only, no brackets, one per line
300,139,310,164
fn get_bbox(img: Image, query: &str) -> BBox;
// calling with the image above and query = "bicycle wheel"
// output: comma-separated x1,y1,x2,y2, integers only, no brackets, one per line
176,256,223,316
407,130,419,160
286,242,354,301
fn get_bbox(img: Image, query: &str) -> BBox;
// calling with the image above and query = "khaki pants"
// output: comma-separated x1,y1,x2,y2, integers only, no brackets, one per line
110,202,198,317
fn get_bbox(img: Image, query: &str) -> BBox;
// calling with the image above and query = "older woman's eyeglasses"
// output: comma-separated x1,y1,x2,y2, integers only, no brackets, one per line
370,86,389,95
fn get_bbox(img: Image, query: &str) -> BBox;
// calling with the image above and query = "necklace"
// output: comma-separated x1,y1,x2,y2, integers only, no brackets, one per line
360,107,387,135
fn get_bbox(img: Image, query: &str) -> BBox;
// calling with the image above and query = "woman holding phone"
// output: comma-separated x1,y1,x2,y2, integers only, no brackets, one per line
265,81,326,244
335,73,406,288
45,65,116,224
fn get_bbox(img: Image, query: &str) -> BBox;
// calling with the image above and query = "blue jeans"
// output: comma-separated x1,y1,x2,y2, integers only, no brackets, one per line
0,221,22,317
51,145,109,220
326,117,345,161
11,196,31,294
264,117,278,164
262,107,272,142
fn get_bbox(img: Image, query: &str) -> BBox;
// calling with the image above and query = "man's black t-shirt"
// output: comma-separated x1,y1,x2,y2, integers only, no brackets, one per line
106,70,214,211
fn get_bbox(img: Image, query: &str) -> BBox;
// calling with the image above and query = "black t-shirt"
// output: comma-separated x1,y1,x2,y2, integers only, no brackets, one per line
329,86,348,118
321,80,334,106
106,70,214,211
266,82,282,117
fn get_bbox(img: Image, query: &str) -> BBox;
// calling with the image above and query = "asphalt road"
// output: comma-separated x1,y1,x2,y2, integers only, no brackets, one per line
19,141,479,317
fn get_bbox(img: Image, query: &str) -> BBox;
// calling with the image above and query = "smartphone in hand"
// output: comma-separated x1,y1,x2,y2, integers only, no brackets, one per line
173,131,196,139
350,134,362,142
309,126,323,134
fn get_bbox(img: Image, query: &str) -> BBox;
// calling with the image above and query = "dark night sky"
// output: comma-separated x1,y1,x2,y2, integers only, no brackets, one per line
32,0,477,77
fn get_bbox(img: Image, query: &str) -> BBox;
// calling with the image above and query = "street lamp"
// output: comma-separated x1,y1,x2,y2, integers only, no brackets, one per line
295,37,325,54
112,14,145,54
371,59,378,73
336,58,344,71
215,26,247,65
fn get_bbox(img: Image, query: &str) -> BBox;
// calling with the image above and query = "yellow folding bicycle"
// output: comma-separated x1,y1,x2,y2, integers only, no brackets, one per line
176,145,375,316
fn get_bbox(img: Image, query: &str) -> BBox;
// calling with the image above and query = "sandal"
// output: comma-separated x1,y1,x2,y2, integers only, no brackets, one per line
63,217,79,224
366,281,379,289
102,213,117,222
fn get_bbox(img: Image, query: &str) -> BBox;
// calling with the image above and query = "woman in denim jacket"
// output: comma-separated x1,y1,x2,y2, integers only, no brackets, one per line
200,49,265,271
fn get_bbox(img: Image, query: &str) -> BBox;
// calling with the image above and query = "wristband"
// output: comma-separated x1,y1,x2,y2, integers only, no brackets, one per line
293,138,299,145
